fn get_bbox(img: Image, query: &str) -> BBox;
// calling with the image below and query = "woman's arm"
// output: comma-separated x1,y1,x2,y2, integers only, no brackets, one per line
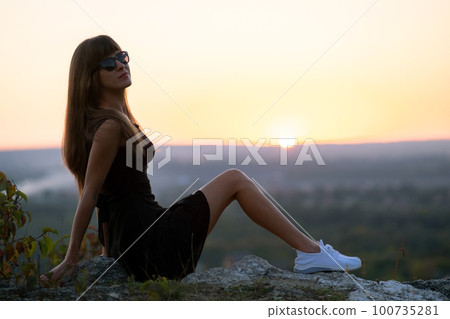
41,119,122,283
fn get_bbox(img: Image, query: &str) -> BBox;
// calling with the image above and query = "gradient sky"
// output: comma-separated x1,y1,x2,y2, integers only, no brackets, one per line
1,0,449,150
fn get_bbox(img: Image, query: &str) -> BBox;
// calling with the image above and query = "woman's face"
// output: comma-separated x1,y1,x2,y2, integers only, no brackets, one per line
98,51,132,92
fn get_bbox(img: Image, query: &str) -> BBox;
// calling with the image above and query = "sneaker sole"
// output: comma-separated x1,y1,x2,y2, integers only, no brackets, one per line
294,264,361,274
294,267,336,274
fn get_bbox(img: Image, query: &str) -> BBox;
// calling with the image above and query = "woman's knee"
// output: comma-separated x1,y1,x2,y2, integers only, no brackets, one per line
222,168,251,188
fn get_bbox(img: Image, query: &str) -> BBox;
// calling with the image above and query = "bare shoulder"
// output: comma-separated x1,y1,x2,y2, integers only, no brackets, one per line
97,118,122,134
93,119,123,147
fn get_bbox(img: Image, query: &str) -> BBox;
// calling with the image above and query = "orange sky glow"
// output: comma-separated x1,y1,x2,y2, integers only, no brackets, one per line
1,0,449,151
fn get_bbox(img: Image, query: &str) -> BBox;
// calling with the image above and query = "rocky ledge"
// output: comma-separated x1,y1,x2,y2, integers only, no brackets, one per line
0,255,448,301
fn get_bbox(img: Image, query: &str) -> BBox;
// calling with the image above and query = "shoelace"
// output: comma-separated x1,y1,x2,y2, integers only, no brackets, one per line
320,240,341,257
295,240,342,261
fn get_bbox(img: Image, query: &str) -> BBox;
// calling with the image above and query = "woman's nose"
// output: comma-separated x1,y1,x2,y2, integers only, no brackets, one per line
116,60,126,70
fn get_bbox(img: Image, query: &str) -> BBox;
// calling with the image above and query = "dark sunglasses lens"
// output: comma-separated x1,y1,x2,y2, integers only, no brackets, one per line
117,51,129,64
98,52,129,71
99,58,116,71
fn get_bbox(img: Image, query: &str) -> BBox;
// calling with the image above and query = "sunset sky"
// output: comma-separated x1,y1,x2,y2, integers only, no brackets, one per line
1,0,449,150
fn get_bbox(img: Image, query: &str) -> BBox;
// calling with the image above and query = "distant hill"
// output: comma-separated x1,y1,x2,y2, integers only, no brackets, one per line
1,140,450,195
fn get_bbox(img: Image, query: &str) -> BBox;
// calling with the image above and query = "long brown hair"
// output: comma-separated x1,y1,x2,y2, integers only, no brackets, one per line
63,35,139,194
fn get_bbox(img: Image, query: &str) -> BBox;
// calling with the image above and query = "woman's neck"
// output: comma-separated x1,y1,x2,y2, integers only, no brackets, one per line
98,90,126,112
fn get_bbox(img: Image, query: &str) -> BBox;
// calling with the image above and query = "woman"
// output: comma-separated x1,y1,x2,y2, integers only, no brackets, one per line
42,35,361,283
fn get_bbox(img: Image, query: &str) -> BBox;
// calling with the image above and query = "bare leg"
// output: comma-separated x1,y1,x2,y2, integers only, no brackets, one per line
199,169,320,253
101,222,109,257
97,207,109,257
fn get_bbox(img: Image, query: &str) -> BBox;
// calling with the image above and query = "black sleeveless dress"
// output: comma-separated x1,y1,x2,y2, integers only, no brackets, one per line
94,133,210,281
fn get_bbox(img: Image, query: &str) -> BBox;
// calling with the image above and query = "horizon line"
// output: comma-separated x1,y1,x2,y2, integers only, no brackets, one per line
2,137,450,152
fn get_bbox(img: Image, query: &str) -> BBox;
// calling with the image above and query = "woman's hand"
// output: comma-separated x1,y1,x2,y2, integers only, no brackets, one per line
40,259,76,287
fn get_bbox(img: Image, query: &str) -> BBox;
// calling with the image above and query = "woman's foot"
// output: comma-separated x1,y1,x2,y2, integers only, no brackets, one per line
294,240,361,274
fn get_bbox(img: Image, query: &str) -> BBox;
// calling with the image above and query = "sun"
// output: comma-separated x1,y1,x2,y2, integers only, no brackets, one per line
278,138,297,148
267,120,302,149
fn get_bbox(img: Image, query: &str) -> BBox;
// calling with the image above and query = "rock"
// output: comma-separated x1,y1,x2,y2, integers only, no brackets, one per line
405,277,450,300
182,255,448,301
0,255,447,301
183,254,284,287
0,256,131,301
74,255,129,284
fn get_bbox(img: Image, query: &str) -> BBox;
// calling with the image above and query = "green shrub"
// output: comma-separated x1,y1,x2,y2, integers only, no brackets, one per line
1,171,104,288
0,171,58,287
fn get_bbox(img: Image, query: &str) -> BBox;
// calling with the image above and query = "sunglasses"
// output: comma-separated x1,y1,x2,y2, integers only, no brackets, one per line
98,51,129,71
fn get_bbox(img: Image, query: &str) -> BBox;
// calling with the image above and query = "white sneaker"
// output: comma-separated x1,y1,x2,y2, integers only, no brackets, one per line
294,239,361,274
